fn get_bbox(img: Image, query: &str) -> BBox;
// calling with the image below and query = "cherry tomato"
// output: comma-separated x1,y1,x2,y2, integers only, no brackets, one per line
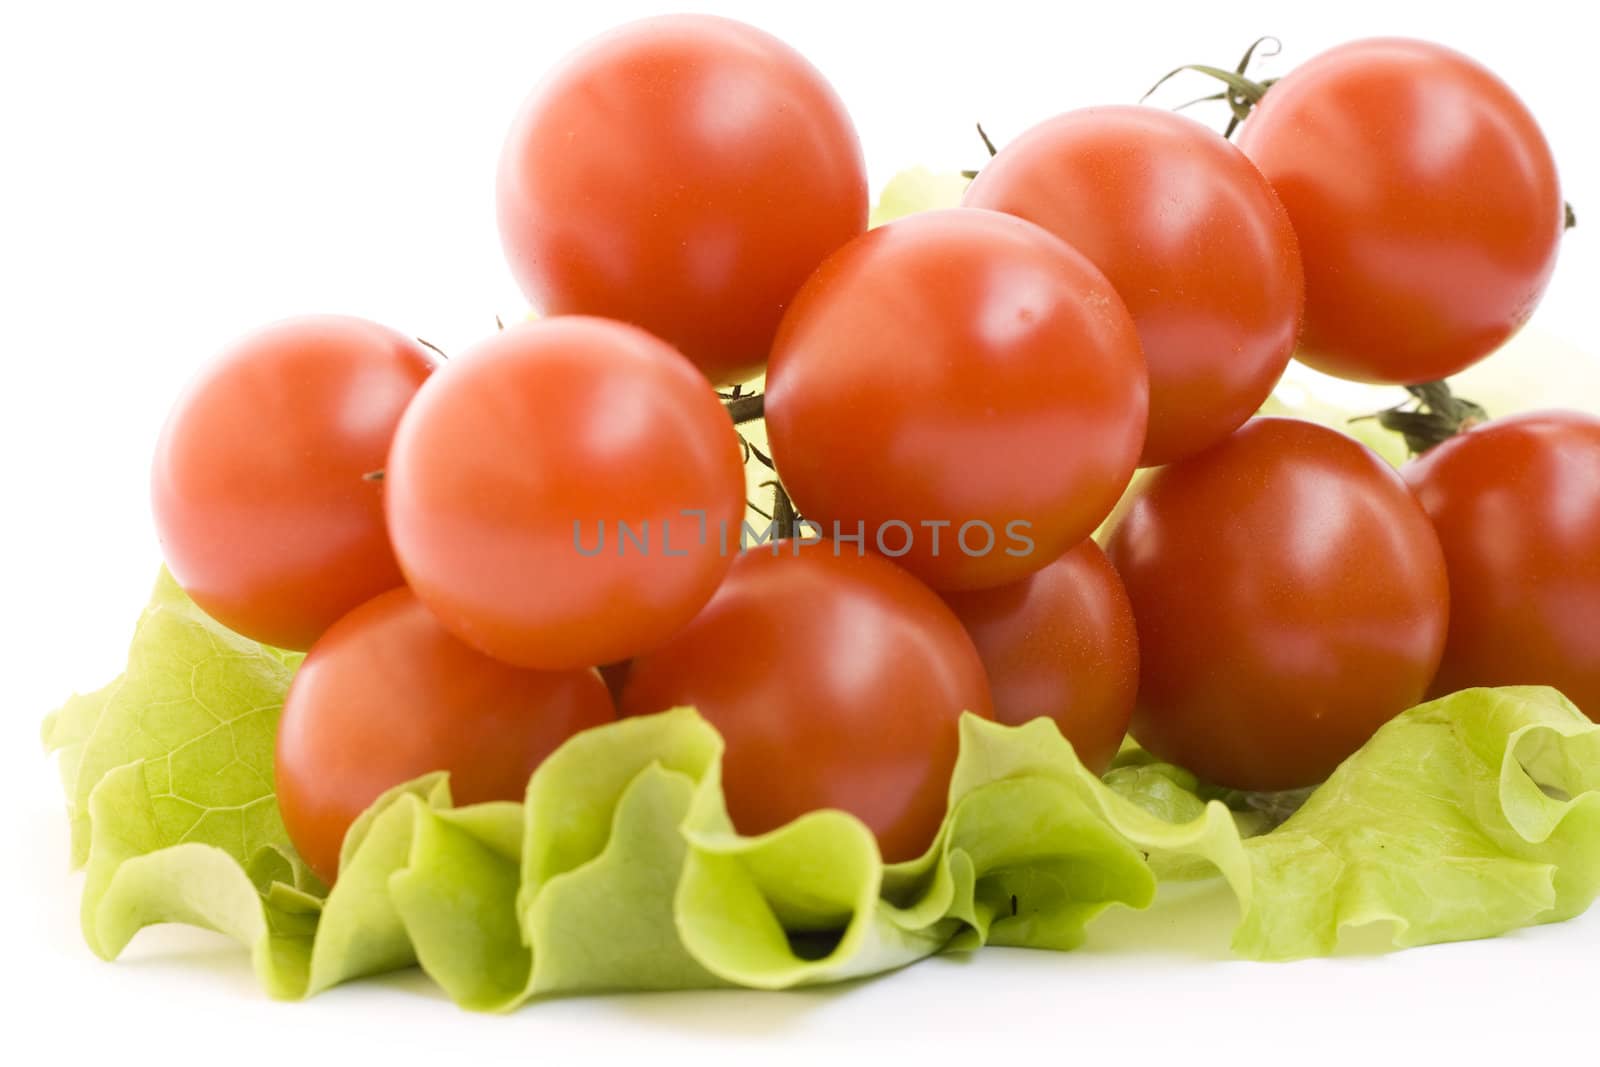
765,208,1148,592
1404,411,1600,719
964,106,1303,467
276,588,614,884
496,14,868,383
385,318,745,671
1236,38,1562,384
151,316,437,650
620,542,993,862
1107,418,1449,790
940,540,1138,774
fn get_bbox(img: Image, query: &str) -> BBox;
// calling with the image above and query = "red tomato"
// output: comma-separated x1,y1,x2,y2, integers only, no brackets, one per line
385,318,745,671
276,588,614,884
496,14,867,383
1404,411,1600,719
765,208,1148,592
1236,38,1562,384
620,542,993,862
1107,418,1449,790
151,316,437,650
964,106,1303,467
941,540,1138,774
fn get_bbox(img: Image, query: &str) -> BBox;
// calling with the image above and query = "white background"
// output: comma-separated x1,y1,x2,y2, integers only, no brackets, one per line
4,0,1597,1061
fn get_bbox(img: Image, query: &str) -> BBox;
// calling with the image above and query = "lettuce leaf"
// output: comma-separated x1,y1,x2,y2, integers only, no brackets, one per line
868,167,969,227
41,569,308,882
1234,686,1600,958
41,575,1600,1007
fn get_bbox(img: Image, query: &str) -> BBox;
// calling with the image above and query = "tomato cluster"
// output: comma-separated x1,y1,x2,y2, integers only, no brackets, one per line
149,17,1586,884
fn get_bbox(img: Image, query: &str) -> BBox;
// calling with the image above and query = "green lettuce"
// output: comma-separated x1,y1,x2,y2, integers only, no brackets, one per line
40,570,310,882
41,576,1600,1006
1232,686,1600,957
868,167,969,227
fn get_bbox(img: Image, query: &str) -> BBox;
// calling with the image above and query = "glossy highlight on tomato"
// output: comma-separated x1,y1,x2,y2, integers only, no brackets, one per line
385,317,746,671
496,14,868,383
1237,37,1562,384
275,588,615,884
965,106,1303,467
151,315,438,650
1405,411,1600,720
620,542,993,862
1108,418,1450,790
941,540,1138,774
765,208,1148,592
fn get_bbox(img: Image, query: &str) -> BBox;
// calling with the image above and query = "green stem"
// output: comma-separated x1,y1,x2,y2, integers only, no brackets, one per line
1359,380,1489,456
768,480,798,540
1142,36,1281,138
725,394,765,424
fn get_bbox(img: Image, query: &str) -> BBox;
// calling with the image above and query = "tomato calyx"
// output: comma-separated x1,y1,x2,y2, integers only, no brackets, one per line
1205,783,1317,831
1146,41,1579,229
1360,380,1489,456
959,122,1000,180
739,434,775,473
737,437,797,534
1142,36,1281,138
764,479,800,539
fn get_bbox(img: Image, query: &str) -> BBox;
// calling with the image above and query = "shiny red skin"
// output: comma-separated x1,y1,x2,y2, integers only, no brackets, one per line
496,14,868,383
620,543,993,863
1107,418,1450,790
765,208,1148,592
1237,38,1562,384
1405,411,1600,720
151,315,437,650
965,106,1304,467
275,588,615,884
385,317,745,671
941,540,1138,774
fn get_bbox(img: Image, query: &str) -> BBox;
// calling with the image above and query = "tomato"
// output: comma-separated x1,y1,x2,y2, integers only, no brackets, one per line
964,106,1303,467
496,14,867,383
276,588,614,884
385,317,745,671
1404,411,1600,719
619,542,993,862
1236,38,1562,385
151,315,437,650
940,540,1138,774
1106,418,1449,790
765,208,1148,592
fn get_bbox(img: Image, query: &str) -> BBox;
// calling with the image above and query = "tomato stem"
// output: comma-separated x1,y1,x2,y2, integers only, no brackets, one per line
1143,36,1281,138
976,122,998,158
961,122,1001,179
741,435,776,471
1566,201,1578,230
1206,783,1316,830
764,479,799,539
726,393,765,424
1358,380,1488,456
